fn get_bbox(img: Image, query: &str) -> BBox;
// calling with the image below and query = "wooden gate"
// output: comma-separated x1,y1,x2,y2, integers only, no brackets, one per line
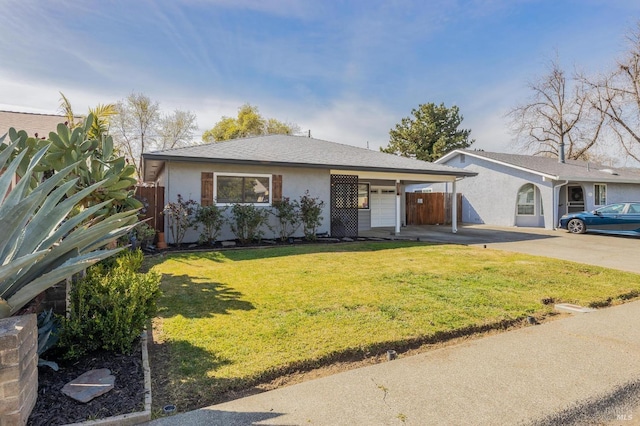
406,193,462,225
135,185,165,232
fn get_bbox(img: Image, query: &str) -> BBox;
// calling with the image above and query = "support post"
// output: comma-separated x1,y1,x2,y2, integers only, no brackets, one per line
451,180,458,234
395,180,401,234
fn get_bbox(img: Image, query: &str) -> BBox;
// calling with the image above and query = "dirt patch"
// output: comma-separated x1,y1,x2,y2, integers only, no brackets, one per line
27,342,145,426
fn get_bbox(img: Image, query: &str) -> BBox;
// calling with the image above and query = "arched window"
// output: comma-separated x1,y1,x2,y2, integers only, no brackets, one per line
517,184,535,215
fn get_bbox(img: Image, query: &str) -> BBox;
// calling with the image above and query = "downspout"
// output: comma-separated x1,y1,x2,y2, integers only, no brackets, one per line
552,180,569,230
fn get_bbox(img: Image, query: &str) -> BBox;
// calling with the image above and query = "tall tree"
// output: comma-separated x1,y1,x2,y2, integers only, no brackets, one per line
112,93,160,181
159,110,198,150
202,104,299,143
111,93,198,180
508,59,605,161
381,103,474,161
586,22,640,163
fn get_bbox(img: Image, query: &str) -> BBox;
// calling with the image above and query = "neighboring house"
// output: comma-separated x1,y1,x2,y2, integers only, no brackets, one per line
142,135,477,243
433,149,640,230
0,110,70,140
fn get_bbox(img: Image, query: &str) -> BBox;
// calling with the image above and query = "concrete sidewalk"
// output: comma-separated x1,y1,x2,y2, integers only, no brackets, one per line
148,300,640,425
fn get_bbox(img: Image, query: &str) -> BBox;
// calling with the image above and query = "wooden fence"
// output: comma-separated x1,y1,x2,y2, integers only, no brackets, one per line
406,192,462,225
135,185,165,232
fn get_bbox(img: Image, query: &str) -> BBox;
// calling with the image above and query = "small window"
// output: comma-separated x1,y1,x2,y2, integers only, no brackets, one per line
517,184,535,216
358,183,369,209
594,184,607,206
215,173,271,204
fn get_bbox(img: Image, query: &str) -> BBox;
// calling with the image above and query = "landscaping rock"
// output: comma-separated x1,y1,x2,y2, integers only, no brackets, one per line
221,241,236,247
263,239,277,245
61,368,115,403
317,237,340,243
341,237,354,242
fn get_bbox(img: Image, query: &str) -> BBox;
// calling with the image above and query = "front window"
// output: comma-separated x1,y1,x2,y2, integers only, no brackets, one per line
358,183,369,209
517,184,535,216
594,184,607,206
215,173,270,204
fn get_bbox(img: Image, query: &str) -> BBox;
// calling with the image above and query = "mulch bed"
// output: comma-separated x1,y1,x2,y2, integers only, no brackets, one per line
27,341,145,426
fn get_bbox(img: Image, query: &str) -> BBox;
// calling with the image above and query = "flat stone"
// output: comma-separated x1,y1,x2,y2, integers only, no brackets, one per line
554,303,597,314
62,368,115,403
221,241,236,247
317,238,340,243
188,244,197,248
341,237,354,242
262,240,277,245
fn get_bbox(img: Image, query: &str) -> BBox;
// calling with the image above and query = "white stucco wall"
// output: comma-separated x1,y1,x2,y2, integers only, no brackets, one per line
437,155,555,229
163,161,331,243
559,182,640,215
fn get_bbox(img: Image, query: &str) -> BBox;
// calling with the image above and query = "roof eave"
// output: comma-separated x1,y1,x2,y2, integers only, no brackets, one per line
559,176,640,184
141,154,477,178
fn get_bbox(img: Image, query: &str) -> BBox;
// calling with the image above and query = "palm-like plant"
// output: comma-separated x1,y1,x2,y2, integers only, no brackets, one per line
0,135,138,318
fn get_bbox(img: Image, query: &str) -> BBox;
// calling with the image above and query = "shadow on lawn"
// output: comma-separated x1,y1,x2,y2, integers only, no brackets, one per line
161,240,434,263
149,336,246,413
158,274,255,318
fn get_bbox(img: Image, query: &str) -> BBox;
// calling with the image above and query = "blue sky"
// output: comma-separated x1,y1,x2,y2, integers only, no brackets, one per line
1,0,639,158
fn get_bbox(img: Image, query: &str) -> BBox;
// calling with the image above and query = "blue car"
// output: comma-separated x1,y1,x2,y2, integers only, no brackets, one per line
559,202,640,235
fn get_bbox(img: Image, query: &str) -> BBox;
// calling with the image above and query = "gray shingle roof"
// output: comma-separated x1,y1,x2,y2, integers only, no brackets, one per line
451,150,640,183
143,135,477,180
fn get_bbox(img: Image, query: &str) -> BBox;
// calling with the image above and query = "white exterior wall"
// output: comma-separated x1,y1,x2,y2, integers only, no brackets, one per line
438,155,555,229
164,161,331,243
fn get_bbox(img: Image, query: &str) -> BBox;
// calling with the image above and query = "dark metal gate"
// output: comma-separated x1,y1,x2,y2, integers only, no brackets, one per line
330,174,358,237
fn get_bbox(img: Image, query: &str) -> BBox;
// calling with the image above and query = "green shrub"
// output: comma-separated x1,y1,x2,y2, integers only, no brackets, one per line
271,197,300,241
133,222,157,248
229,203,270,244
195,203,225,244
299,191,324,240
58,250,161,359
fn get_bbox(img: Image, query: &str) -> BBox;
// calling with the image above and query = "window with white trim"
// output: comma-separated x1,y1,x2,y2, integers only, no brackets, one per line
358,183,370,209
516,183,535,216
594,184,607,206
215,173,271,204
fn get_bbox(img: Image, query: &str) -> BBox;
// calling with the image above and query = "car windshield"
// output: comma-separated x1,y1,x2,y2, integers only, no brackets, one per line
596,203,626,214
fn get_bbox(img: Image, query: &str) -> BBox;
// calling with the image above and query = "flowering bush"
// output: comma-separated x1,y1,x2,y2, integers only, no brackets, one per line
299,191,324,240
271,197,300,241
163,194,197,246
195,203,226,244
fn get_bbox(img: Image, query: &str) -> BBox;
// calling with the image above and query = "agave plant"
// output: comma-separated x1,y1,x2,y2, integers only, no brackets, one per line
0,135,139,319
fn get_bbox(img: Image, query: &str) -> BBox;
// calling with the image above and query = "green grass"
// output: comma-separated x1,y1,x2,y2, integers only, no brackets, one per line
148,242,640,409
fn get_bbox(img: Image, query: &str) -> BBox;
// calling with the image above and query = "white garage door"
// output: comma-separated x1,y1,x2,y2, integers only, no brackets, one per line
371,187,396,227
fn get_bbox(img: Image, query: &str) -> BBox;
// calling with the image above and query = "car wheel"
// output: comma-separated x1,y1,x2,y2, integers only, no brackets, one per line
567,218,586,234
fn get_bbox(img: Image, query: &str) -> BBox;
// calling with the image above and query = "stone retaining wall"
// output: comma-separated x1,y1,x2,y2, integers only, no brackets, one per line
0,315,38,426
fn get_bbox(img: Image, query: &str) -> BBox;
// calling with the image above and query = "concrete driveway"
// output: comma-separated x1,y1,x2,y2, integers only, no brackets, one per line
362,224,640,274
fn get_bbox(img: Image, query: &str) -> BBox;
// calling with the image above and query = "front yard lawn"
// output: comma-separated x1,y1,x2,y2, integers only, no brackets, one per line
147,242,640,411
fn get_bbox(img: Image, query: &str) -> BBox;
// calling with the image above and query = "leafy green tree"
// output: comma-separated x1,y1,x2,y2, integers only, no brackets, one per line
381,103,474,161
202,104,300,142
